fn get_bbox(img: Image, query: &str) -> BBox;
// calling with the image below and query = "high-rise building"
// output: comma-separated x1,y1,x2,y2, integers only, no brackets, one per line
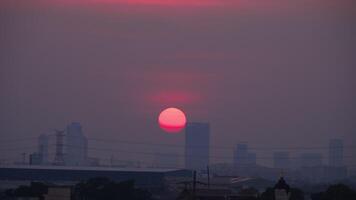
29,153,42,165
65,122,88,166
38,134,49,165
299,153,323,168
329,139,343,167
234,143,248,167
185,122,210,170
247,152,257,166
53,130,65,165
273,152,290,169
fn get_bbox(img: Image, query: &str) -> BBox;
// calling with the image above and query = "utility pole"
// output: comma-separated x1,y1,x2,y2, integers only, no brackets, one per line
21,153,27,165
193,170,197,200
207,165,210,189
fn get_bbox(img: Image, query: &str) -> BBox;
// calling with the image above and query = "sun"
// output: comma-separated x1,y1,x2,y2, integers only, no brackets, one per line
158,107,187,133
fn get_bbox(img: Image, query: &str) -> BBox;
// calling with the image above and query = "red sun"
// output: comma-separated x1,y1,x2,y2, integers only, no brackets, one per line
158,107,187,133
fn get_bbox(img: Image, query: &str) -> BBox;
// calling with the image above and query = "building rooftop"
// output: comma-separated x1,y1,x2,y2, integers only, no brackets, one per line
0,164,185,173
274,177,290,193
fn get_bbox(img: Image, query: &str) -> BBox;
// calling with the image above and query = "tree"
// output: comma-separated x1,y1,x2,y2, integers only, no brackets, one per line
311,184,356,200
260,187,304,200
290,188,304,200
3,182,48,199
260,188,274,200
73,177,153,200
239,187,259,196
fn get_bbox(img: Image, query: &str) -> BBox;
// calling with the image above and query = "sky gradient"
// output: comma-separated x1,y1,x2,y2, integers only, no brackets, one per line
0,0,355,168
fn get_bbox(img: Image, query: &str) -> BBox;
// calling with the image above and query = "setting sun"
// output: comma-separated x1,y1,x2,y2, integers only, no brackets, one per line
158,107,187,133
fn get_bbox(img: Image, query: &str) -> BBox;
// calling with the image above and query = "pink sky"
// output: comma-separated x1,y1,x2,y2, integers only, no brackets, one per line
1,0,355,167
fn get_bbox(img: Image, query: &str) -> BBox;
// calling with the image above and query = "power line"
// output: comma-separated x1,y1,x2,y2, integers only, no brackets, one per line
1,136,354,151
12,144,350,161
88,137,356,151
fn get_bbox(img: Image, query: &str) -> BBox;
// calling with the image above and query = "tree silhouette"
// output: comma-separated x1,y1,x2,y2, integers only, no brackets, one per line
73,177,152,200
311,184,356,200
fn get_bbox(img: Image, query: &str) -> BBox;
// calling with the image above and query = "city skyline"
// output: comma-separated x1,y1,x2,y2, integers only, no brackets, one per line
1,1,355,199
1,0,355,172
2,121,351,171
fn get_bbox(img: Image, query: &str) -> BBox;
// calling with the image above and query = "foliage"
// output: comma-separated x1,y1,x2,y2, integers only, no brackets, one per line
1,178,153,200
260,187,304,200
311,184,356,200
73,177,153,200
260,187,274,200
239,187,259,196
3,182,48,199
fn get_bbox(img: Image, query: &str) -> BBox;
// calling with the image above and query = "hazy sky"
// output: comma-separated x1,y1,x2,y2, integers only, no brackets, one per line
0,0,355,168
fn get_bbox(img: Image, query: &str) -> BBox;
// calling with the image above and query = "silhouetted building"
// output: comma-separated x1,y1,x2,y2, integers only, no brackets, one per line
329,139,343,167
38,134,49,165
54,130,65,166
274,152,290,170
44,187,71,200
29,152,42,165
247,152,257,166
274,177,290,200
234,143,256,167
0,165,192,188
65,122,88,166
185,122,210,170
299,153,323,168
154,151,179,168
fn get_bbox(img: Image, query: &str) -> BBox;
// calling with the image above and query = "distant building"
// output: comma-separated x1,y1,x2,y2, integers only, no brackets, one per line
29,153,42,165
38,134,49,165
234,143,256,167
299,153,323,168
154,151,179,168
274,152,290,170
185,122,210,170
44,187,71,200
65,122,88,166
274,177,290,200
234,143,248,167
87,157,100,167
0,165,192,188
247,152,257,166
329,139,343,167
53,130,65,166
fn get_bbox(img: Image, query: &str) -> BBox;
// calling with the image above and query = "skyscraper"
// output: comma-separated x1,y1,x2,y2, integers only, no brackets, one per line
185,122,210,170
38,134,49,165
234,143,248,167
273,152,290,169
299,153,323,168
247,152,257,166
65,122,88,166
329,139,343,167
53,130,65,165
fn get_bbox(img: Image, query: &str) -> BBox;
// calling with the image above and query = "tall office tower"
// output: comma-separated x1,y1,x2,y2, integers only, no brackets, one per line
247,152,257,166
329,139,343,167
38,134,49,165
54,130,65,165
233,143,248,167
299,153,323,167
65,122,88,166
273,152,290,169
185,122,210,170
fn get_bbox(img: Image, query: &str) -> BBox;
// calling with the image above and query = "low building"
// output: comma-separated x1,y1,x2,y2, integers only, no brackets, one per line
44,187,71,200
0,165,192,189
274,177,290,200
